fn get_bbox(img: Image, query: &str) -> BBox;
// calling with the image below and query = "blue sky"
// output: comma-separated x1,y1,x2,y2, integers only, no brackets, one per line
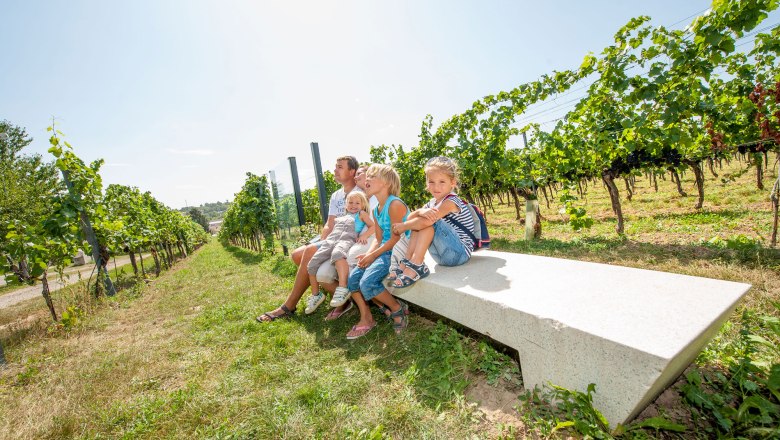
2,1,768,208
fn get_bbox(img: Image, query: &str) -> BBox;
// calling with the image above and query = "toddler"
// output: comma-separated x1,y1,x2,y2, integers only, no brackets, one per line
305,191,374,314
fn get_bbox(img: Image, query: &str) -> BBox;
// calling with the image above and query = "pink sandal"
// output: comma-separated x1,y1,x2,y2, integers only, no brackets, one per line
346,322,377,340
325,301,354,321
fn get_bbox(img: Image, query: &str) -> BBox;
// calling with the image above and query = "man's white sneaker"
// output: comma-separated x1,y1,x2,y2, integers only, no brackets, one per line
304,291,326,315
329,287,352,307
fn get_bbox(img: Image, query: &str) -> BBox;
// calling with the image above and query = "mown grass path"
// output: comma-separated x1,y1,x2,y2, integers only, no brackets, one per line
0,240,505,439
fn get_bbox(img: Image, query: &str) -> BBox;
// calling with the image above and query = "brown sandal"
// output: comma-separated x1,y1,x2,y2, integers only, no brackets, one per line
256,304,296,323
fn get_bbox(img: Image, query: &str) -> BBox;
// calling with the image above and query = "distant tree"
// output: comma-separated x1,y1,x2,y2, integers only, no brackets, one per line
187,207,209,232
179,200,231,222
0,120,62,257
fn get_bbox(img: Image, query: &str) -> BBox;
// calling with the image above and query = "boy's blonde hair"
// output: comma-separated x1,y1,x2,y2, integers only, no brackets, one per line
366,164,401,196
425,156,459,183
346,191,370,214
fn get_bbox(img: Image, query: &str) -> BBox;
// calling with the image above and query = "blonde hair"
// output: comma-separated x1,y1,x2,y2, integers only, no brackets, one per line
346,191,370,214
425,156,459,182
366,164,401,196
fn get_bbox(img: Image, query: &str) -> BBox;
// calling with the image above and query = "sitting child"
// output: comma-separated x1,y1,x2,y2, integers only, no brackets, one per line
390,156,474,287
304,191,374,314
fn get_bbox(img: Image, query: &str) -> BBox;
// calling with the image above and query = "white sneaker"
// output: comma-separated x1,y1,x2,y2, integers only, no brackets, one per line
304,290,326,315
329,287,352,307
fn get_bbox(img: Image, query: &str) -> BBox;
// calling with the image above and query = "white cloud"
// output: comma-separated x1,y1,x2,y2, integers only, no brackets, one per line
166,148,215,156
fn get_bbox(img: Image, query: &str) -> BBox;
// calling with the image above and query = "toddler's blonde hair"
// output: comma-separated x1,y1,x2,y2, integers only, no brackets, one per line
346,191,370,214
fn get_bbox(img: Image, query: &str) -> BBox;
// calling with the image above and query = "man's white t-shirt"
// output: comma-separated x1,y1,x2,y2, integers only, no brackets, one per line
328,188,347,217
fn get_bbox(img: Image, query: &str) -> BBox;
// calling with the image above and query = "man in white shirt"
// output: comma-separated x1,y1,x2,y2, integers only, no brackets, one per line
257,156,359,322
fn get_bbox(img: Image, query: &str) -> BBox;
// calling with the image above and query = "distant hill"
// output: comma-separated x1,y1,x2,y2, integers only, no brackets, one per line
180,201,231,222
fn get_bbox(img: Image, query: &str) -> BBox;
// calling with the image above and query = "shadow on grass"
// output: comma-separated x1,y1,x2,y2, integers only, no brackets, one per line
534,207,759,227
222,243,267,266
222,242,298,278
287,299,507,410
492,236,780,270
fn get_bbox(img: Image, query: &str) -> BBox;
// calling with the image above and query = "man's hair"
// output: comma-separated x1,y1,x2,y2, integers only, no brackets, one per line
337,156,359,171
366,164,401,196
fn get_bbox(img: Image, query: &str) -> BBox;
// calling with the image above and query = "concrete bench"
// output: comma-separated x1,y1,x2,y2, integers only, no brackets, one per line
391,249,750,427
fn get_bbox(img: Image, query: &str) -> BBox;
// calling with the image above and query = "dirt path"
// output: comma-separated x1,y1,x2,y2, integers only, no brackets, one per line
0,255,147,309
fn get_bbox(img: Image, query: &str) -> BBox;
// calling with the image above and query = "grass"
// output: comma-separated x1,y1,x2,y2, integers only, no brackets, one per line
0,242,512,439
1,159,779,438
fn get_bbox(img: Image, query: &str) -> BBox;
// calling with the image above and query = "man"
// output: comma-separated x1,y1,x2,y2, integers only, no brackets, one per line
256,156,359,322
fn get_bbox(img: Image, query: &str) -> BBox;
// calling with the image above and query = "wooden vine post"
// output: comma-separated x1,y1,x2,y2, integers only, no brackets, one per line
60,168,116,297
771,173,780,247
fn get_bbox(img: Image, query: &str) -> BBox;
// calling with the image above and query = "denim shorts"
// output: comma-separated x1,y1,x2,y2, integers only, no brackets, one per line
347,251,391,300
429,220,470,267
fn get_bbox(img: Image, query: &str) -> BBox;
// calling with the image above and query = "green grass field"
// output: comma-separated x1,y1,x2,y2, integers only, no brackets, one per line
1,160,779,439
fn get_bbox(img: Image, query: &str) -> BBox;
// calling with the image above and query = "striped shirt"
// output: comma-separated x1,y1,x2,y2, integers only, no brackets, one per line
425,193,475,256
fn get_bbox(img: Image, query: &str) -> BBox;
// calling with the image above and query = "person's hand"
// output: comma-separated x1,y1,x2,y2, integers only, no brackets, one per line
356,234,368,244
421,207,439,222
357,253,376,268
391,222,406,235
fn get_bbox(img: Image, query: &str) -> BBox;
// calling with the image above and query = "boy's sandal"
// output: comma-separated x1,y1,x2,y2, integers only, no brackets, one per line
379,300,410,321
346,321,377,340
325,301,354,321
256,304,296,323
389,304,409,334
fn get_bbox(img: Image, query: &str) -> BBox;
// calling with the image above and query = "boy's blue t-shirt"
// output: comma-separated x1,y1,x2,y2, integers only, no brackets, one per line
373,195,409,244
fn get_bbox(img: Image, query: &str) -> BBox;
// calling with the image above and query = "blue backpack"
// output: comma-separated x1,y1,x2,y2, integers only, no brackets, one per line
446,197,491,250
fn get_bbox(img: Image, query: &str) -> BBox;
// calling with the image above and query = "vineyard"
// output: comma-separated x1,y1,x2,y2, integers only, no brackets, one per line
367,0,780,244
2,0,780,438
0,124,209,328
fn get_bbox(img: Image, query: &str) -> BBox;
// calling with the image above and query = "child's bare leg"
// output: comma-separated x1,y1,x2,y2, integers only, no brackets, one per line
334,259,349,288
398,226,434,280
352,292,375,326
373,291,405,325
308,274,320,295
407,226,434,265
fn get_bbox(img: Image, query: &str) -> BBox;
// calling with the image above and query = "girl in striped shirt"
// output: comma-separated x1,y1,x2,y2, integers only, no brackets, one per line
390,156,474,287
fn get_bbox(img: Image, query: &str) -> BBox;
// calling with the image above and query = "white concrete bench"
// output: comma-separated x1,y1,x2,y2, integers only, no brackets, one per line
392,249,750,427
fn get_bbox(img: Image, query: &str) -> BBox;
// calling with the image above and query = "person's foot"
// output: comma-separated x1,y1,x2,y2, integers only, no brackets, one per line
304,290,326,314
389,303,409,334
325,301,354,321
256,304,296,322
346,319,377,339
329,286,352,307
